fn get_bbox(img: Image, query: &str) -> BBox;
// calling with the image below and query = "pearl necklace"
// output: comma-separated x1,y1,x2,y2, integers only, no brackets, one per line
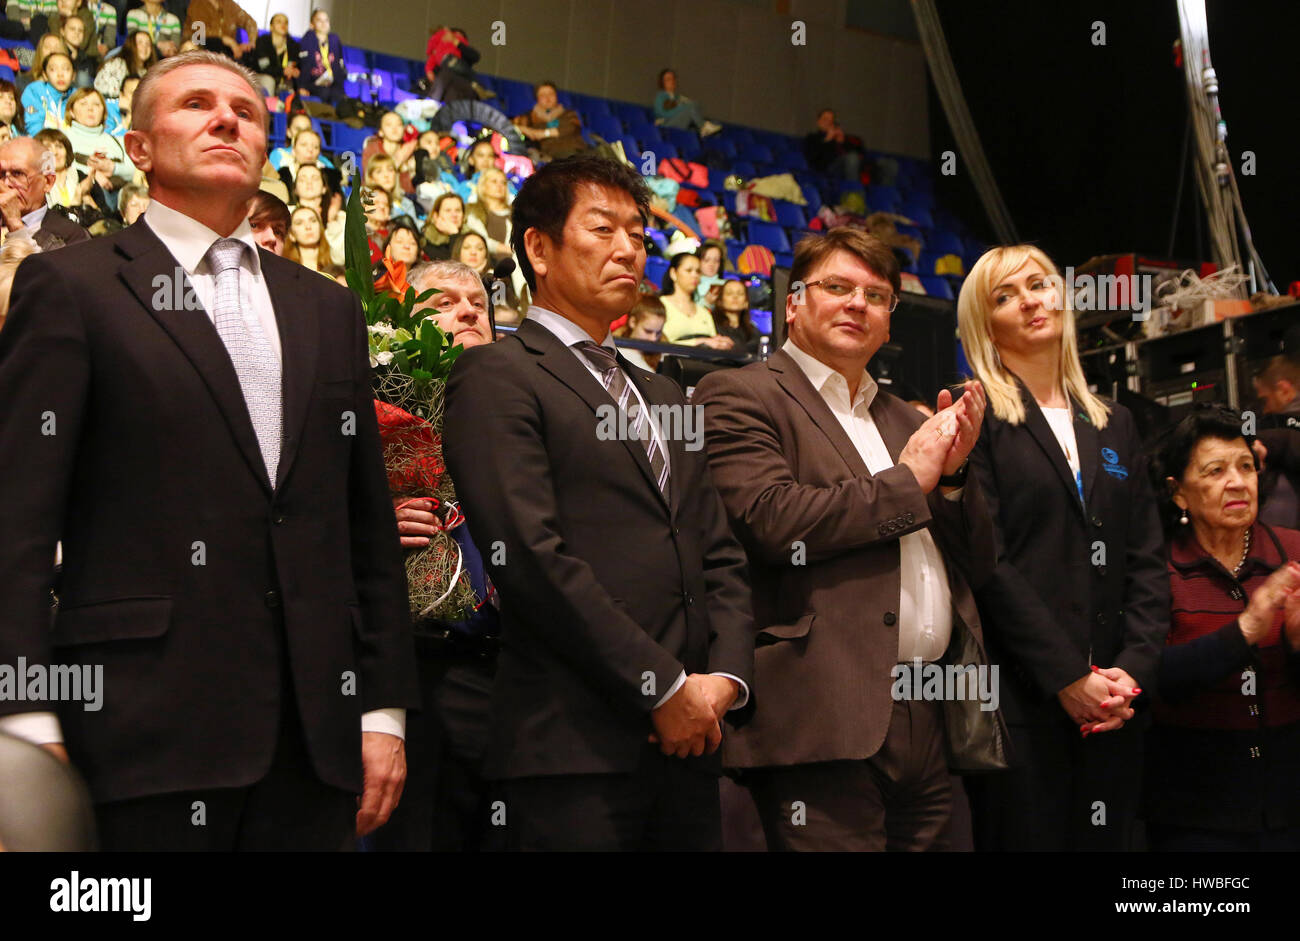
1232,527,1252,579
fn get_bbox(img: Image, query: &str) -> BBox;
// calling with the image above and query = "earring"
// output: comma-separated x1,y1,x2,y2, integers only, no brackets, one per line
1179,508,1189,525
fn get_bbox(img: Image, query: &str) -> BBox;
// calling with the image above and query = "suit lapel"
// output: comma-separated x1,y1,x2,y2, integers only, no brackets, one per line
517,320,668,512
264,256,316,495
1075,402,1101,509
116,224,272,495
767,349,871,478
1014,377,1086,519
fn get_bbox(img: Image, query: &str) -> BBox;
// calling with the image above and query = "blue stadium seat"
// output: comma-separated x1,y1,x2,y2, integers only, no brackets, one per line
618,136,641,159
777,149,808,172
369,69,394,103
772,200,806,229
742,144,774,165
707,168,729,192
746,220,790,253
774,250,794,270
649,141,678,162
900,203,933,228
673,136,702,160
588,114,623,140
583,97,612,118
800,184,822,215
730,160,756,179
920,276,955,300
645,256,670,290
866,184,901,212
929,231,965,256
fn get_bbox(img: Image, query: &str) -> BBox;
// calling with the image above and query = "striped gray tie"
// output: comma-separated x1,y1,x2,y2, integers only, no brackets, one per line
577,340,669,498
205,238,282,487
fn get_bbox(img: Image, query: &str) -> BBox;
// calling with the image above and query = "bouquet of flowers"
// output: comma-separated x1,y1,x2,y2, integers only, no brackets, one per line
344,185,478,620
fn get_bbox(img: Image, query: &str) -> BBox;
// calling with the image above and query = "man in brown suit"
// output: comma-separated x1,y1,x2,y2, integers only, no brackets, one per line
694,227,995,850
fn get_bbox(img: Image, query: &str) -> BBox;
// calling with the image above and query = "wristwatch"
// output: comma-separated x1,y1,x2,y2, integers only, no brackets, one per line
939,459,969,488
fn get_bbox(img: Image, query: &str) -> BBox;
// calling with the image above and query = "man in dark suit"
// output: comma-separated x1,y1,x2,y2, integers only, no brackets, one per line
442,155,754,851
0,50,418,850
0,137,90,251
694,227,996,851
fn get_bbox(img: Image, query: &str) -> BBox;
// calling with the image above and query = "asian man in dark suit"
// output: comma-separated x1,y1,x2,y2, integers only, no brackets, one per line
0,51,419,851
442,155,755,851
694,227,999,851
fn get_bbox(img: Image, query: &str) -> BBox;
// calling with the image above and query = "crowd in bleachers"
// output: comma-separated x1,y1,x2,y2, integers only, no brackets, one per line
0,4,987,344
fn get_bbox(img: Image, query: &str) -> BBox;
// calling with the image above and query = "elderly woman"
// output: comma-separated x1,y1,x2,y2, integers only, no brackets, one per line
956,244,1170,851
512,81,585,163
1145,406,1300,851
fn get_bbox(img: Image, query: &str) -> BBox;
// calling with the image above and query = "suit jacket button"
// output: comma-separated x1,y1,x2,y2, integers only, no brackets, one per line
878,523,889,536
265,590,280,608
273,514,287,525
684,593,694,606
883,611,897,626
905,512,914,523
1091,515,1103,528
1096,612,1107,625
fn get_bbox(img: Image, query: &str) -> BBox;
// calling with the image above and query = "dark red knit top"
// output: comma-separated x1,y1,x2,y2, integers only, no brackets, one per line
1155,522,1300,730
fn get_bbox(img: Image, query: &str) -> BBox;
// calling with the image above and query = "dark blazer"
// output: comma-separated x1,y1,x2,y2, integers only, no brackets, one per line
33,211,91,252
244,32,302,85
693,349,995,769
967,379,1169,726
0,219,419,804
442,317,754,780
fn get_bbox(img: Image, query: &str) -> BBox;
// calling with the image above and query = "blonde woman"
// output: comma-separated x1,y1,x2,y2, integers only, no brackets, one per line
956,244,1169,851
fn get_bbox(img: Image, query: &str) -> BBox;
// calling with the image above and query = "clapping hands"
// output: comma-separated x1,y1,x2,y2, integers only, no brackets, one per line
899,380,986,493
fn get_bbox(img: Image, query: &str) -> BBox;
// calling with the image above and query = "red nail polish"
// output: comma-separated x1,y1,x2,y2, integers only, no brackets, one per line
1090,665,1101,673
1131,688,1141,695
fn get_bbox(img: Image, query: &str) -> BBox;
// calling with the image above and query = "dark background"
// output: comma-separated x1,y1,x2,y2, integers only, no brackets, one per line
927,0,1299,288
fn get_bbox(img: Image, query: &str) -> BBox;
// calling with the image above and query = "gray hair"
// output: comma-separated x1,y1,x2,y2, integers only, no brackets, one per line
408,260,487,296
131,50,267,134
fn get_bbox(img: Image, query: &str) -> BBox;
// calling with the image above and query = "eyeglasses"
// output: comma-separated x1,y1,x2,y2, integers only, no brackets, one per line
805,278,899,312
0,168,35,184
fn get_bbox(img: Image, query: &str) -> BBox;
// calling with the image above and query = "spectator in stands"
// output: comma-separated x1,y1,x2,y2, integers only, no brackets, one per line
453,229,488,277
1253,354,1300,530
52,5,94,87
420,190,463,261
803,108,866,183
458,137,517,205
0,80,18,134
245,188,288,255
712,277,760,356
0,124,11,143
290,162,339,226
16,34,68,98
1145,406,1300,851
697,238,730,277
958,243,1167,851
364,152,416,222
652,68,720,137
64,87,133,194
21,51,74,136
185,0,257,60
465,166,511,262
243,12,300,97
125,0,182,58
383,216,423,268
95,30,157,102
363,186,391,260
47,0,99,59
32,126,83,208
362,110,417,195
614,295,666,372
117,180,148,224
269,113,330,171
105,73,137,135
80,0,118,58
296,7,343,108
284,204,339,276
512,80,585,163
366,259,499,853
0,233,39,330
276,128,340,195
0,136,89,248
660,252,732,348
425,25,478,103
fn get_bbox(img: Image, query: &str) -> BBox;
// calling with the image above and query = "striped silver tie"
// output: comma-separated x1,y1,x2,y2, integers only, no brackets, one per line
205,238,282,488
576,341,669,498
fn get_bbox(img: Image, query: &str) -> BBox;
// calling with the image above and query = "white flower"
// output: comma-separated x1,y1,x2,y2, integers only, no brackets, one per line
369,353,379,368
375,351,394,366
368,323,397,338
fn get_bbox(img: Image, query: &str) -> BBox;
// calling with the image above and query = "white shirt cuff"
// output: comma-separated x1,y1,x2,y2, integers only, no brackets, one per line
710,672,750,710
655,670,687,709
0,711,63,746
361,707,405,740
942,485,965,502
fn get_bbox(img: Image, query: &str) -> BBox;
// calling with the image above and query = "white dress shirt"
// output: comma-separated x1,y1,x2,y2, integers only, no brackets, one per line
782,339,955,662
0,201,405,747
525,305,750,709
